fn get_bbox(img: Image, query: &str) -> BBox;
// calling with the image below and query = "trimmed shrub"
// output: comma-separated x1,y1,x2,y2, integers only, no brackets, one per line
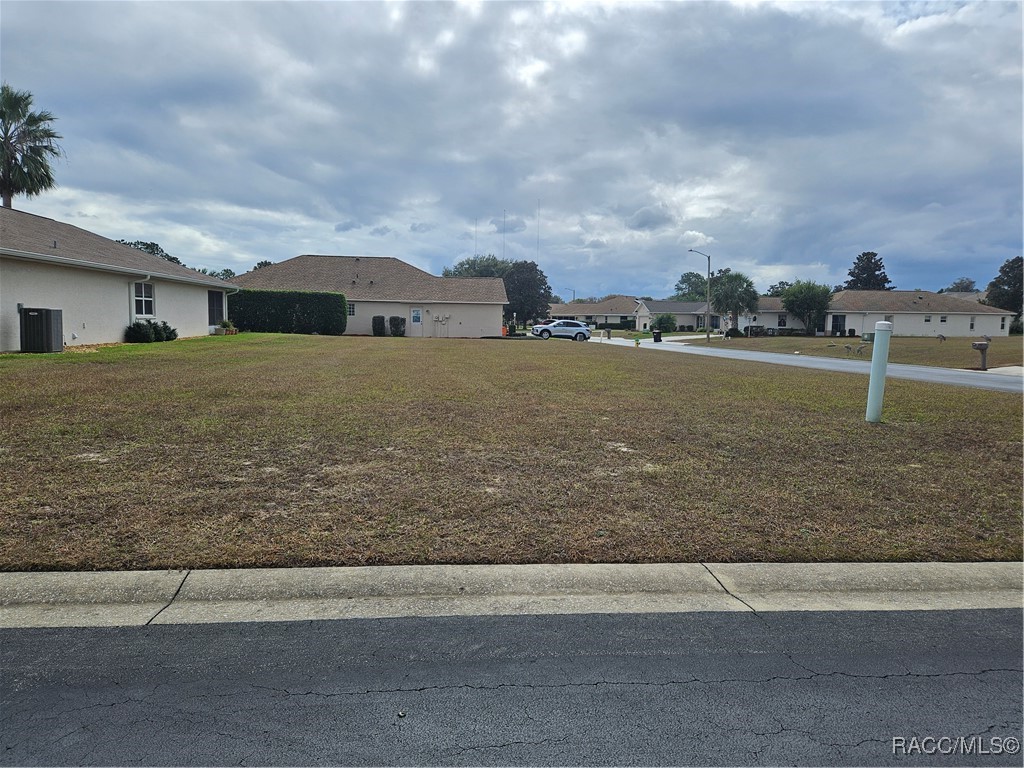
229,290,347,335
125,320,155,343
160,321,178,340
651,313,677,332
372,315,387,336
388,316,406,337
724,327,746,338
149,319,167,342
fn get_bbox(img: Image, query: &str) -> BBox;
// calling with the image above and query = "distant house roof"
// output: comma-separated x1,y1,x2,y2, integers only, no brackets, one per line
0,207,235,288
942,290,988,303
550,295,640,316
830,290,1008,314
639,299,710,314
231,255,508,304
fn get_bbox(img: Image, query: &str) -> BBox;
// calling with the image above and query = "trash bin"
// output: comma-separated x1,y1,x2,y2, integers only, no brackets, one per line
652,330,662,342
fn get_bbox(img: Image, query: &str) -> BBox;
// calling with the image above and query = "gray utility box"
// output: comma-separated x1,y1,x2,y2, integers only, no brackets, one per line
20,308,63,353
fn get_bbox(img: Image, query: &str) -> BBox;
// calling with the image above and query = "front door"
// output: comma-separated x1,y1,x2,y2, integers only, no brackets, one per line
410,308,423,337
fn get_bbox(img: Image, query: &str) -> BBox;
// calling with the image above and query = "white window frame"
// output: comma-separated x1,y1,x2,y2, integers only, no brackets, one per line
924,315,931,323
133,282,155,317
347,302,356,317
970,316,976,330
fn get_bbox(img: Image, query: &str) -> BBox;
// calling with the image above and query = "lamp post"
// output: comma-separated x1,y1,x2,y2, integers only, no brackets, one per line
689,249,712,344
564,289,576,302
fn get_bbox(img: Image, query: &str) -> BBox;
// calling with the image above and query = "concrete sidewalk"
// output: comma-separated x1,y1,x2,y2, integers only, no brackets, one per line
1,562,1020,628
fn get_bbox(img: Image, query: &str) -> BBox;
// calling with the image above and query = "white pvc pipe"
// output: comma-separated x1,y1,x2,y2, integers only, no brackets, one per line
865,321,893,423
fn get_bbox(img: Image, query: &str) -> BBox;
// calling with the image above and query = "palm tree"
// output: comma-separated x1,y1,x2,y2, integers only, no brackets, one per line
711,271,759,330
0,83,64,208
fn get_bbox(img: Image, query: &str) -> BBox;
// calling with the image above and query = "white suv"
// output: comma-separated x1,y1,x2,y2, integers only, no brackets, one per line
531,319,592,341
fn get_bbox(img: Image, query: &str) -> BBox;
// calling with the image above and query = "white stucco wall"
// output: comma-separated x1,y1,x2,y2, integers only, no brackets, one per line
0,257,225,351
829,312,1010,337
346,301,503,337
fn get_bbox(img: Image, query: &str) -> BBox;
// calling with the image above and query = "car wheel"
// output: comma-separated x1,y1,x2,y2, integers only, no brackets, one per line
574,332,587,341
540,329,551,339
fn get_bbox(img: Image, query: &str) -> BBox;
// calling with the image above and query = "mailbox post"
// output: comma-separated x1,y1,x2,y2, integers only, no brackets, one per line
971,341,989,371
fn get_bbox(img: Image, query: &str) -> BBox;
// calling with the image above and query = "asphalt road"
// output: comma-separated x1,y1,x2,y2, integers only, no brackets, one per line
592,336,1024,394
3,610,1021,766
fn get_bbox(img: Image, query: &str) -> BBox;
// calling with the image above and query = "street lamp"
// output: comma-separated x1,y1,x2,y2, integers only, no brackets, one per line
688,249,712,344
564,289,576,302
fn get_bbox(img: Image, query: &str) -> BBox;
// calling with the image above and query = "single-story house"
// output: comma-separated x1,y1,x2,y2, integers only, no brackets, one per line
230,255,508,338
548,295,642,327
737,290,1013,338
0,208,237,352
633,299,721,332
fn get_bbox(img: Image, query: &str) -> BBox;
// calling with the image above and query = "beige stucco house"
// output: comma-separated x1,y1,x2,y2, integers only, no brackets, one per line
231,255,508,337
738,290,1013,337
0,208,236,352
633,299,721,332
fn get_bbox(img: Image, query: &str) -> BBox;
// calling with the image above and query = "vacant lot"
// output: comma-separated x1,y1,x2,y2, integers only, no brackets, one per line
1,334,1020,571
673,334,1024,369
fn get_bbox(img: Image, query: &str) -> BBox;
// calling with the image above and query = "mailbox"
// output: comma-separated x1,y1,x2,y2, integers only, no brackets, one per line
971,341,989,371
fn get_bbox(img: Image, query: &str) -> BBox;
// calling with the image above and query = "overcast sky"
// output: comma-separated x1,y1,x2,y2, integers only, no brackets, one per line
3,0,1021,298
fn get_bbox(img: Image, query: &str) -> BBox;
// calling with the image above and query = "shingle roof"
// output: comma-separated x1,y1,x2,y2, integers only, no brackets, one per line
0,207,235,288
830,290,1008,314
755,296,785,312
549,295,640,316
641,299,710,314
231,255,508,304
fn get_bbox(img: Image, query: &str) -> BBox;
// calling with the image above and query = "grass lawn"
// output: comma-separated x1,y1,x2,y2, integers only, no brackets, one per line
670,334,1024,369
1,334,1020,571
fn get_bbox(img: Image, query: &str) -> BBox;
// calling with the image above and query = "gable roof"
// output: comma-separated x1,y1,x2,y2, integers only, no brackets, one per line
549,294,640,316
0,207,235,288
639,299,711,314
231,254,507,304
830,290,1008,314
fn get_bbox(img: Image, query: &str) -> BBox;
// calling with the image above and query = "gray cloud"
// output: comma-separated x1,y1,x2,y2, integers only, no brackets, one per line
1,0,1019,296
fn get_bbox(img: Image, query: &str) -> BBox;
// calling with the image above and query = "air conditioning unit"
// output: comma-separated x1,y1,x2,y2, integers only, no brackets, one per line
20,308,64,353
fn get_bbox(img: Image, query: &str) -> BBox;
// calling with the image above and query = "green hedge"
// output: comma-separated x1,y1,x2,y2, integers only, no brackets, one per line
230,289,347,335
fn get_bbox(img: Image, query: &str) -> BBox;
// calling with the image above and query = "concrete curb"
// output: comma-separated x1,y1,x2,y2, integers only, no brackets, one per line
1,562,1020,628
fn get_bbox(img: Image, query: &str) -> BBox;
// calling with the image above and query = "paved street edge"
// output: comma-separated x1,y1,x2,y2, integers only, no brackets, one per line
1,562,1021,627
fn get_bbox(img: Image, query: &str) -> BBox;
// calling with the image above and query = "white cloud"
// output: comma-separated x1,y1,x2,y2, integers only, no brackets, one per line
1,0,1019,297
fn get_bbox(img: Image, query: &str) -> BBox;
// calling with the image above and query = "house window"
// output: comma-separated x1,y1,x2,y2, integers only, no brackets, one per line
924,315,931,323
970,316,975,330
1001,317,1007,330
939,316,947,323
348,302,356,317
777,315,787,328
134,282,154,316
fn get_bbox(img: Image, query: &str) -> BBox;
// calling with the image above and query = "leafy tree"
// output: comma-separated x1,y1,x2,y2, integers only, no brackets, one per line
502,260,554,322
550,294,564,304
984,256,1023,317
117,240,183,265
253,260,274,270
442,254,507,277
843,251,894,291
0,83,64,208
711,271,759,329
766,280,793,297
672,271,707,301
651,313,677,332
638,296,654,301
781,281,832,333
195,267,236,281
940,277,978,293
